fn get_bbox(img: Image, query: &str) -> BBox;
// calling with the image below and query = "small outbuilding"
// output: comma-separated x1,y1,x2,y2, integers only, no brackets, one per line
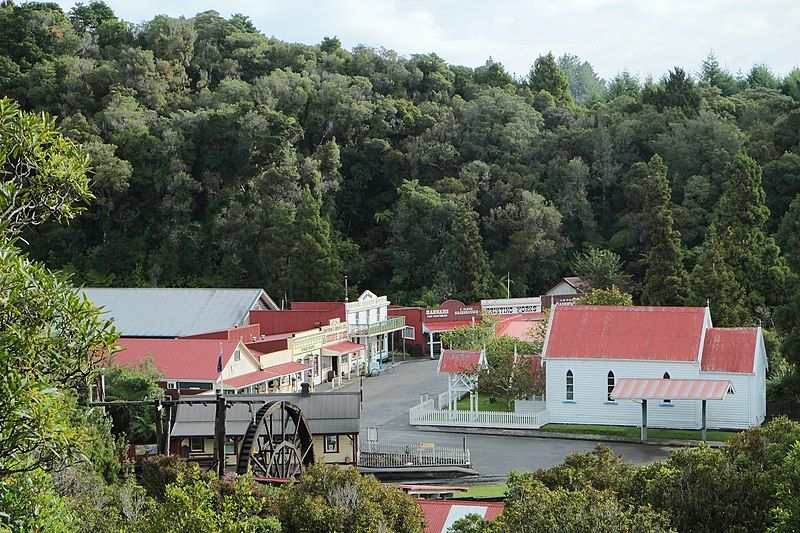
437,349,488,412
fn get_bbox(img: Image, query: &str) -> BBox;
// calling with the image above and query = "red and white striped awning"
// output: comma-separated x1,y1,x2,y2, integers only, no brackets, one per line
610,378,732,401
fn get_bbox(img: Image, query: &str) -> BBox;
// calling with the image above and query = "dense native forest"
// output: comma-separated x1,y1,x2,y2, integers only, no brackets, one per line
5,2,800,327
5,3,800,531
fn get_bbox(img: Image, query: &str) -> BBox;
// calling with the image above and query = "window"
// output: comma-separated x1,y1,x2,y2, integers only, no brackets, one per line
225,438,235,455
662,372,671,404
566,370,574,401
403,326,415,340
324,435,339,453
233,349,241,362
607,371,615,402
727,384,735,395
166,381,177,389
190,437,204,453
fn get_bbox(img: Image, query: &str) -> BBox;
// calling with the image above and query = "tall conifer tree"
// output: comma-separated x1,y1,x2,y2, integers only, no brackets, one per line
291,186,341,300
528,52,573,107
690,225,749,325
712,152,790,321
640,154,689,305
442,204,494,303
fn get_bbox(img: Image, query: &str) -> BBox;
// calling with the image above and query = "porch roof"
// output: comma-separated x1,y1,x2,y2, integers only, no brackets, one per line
322,340,365,355
610,378,732,401
423,321,474,334
223,362,311,389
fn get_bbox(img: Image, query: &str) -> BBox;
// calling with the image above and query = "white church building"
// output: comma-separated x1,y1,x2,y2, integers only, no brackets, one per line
542,305,767,430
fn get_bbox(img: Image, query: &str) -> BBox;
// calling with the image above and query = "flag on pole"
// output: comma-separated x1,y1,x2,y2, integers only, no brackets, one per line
217,342,224,373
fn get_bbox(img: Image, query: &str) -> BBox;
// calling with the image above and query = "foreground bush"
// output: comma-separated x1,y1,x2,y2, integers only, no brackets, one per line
278,464,426,533
491,417,800,533
450,472,672,533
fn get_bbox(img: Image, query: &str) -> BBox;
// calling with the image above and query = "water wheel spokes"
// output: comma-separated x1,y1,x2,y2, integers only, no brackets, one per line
236,400,314,478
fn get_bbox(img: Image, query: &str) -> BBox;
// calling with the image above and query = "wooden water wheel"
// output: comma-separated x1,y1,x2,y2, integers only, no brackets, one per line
235,400,314,478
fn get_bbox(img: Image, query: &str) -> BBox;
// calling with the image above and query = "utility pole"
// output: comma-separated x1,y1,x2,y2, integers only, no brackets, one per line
213,391,227,477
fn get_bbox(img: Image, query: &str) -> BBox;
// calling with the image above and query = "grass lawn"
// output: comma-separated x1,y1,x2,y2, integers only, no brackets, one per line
540,423,740,442
461,483,508,498
455,395,512,412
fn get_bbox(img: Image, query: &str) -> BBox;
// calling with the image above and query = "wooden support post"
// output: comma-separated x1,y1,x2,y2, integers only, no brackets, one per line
163,402,172,456
154,399,164,454
701,399,707,442
641,399,648,443
213,392,227,477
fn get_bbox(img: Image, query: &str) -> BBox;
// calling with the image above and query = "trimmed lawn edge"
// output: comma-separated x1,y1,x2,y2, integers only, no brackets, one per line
412,424,733,448
540,423,740,442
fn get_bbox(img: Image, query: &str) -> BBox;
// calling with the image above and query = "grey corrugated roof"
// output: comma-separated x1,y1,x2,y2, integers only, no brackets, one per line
79,288,277,337
170,393,361,437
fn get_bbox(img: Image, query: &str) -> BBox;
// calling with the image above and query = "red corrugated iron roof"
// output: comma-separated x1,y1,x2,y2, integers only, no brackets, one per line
249,309,339,335
495,313,544,342
180,323,262,342
419,500,504,533
545,306,707,362
114,338,240,381
438,350,486,374
323,340,365,354
611,378,732,401
423,321,475,333
701,328,758,373
222,362,311,388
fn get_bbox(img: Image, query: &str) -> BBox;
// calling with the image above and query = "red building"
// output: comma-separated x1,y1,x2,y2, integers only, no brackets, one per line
418,500,504,533
390,299,481,358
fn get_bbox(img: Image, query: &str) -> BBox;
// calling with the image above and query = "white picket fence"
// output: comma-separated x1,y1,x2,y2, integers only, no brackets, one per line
514,397,547,413
359,441,471,468
437,391,451,409
410,399,549,429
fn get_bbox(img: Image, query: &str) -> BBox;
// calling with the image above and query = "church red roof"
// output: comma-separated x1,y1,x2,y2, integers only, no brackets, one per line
701,328,758,373
545,305,707,362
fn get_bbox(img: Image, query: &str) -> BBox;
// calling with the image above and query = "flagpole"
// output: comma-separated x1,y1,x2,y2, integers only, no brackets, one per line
218,342,224,394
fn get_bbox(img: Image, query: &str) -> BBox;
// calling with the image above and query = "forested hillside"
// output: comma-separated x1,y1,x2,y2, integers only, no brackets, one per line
4,2,800,328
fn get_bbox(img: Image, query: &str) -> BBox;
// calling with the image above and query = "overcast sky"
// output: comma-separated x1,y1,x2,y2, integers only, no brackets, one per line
55,0,800,81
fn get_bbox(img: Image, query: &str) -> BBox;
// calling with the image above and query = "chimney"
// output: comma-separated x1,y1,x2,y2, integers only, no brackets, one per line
300,382,310,396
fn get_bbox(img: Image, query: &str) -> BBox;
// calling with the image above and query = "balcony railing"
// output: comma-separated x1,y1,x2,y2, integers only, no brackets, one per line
348,316,405,337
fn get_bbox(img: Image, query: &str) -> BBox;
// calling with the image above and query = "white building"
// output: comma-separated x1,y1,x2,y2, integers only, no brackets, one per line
346,290,405,366
545,277,591,296
481,297,542,315
542,305,767,430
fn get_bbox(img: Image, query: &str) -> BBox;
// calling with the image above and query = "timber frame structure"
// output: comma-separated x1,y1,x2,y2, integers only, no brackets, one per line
91,393,315,479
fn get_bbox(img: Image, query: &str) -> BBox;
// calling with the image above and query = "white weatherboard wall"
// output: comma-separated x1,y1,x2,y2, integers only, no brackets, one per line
702,332,766,429
545,359,703,429
700,372,753,429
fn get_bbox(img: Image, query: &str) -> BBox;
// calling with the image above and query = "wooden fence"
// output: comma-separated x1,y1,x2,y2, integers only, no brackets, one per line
358,441,471,468
410,399,549,429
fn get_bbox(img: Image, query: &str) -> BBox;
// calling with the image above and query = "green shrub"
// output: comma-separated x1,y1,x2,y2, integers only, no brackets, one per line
140,455,201,500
